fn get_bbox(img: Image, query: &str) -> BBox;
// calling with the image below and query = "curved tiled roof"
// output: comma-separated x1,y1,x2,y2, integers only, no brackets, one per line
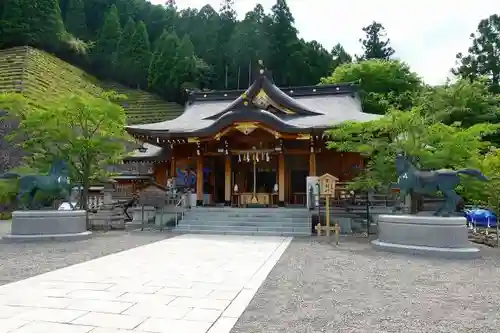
125,67,380,139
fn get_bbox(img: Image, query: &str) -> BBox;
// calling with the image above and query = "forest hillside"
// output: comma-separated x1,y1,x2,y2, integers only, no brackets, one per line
0,0,342,104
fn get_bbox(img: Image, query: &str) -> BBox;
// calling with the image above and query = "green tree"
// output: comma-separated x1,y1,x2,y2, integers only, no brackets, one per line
1,0,65,50
128,21,152,88
325,108,499,197
228,4,269,88
330,43,352,72
64,0,87,39
453,14,500,93
92,4,121,77
5,92,128,217
115,18,136,85
320,59,422,114
148,30,180,97
268,0,298,86
172,35,197,89
417,78,500,128
358,21,395,60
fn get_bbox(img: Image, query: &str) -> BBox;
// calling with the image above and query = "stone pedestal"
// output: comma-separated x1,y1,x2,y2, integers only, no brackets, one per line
372,214,480,259
3,210,91,242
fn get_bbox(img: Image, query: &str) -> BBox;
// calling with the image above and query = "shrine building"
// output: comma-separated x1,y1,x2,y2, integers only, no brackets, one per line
123,65,378,207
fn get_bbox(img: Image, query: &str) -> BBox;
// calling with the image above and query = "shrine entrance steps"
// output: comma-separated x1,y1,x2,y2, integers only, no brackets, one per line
174,207,312,236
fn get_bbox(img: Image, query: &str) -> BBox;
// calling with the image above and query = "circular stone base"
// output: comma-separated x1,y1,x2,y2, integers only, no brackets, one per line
3,210,91,243
372,214,480,259
2,231,92,243
371,239,480,259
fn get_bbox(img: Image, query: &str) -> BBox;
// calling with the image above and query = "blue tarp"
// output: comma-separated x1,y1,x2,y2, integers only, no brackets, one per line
464,208,497,227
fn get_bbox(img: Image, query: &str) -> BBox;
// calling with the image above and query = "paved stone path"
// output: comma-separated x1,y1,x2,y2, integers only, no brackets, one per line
0,231,172,286
0,234,291,333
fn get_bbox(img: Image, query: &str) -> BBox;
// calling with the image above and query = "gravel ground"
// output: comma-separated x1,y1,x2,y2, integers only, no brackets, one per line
232,237,500,333
0,223,172,286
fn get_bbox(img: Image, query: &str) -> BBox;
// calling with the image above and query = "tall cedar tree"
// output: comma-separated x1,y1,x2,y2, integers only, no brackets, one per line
149,31,181,98
331,43,352,71
359,21,395,60
218,0,237,88
92,5,121,78
453,14,500,93
128,21,152,89
1,0,65,50
228,4,269,88
268,0,298,86
172,35,197,89
64,0,88,39
115,18,137,85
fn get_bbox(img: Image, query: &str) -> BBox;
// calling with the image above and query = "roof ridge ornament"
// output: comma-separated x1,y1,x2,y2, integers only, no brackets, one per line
258,59,265,75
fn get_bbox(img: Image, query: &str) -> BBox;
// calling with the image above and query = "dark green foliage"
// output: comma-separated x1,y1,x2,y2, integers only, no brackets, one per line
64,0,88,39
115,18,136,84
130,21,152,88
268,0,298,86
1,0,65,51
453,14,500,93
91,4,121,78
331,43,352,71
171,35,197,89
359,21,395,60
149,31,180,96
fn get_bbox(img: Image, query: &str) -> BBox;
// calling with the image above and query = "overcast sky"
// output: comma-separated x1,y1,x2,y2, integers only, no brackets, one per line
151,0,500,85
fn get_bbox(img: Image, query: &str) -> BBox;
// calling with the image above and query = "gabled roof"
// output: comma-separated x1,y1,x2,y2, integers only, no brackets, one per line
125,64,380,140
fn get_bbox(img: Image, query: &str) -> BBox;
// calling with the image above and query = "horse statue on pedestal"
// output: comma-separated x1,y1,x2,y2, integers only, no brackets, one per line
394,153,488,216
0,159,74,210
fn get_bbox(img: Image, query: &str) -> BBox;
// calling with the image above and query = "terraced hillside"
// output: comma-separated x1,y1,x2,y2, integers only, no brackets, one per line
0,46,184,172
0,46,184,124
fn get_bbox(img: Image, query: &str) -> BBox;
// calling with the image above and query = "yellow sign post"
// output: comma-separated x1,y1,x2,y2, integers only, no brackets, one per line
316,173,340,238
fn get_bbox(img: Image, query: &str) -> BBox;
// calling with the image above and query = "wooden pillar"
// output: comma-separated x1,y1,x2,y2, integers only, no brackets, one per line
309,152,316,176
224,155,231,205
278,154,285,206
196,156,203,205
170,157,175,178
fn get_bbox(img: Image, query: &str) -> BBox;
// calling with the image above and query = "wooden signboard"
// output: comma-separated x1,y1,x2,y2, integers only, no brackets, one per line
318,173,339,196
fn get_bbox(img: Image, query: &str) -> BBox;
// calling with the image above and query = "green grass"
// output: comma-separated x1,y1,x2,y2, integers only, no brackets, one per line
0,46,184,124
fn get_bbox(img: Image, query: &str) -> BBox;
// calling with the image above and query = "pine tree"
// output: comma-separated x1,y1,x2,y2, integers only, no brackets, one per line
92,5,121,77
2,0,65,50
64,0,88,39
331,43,352,71
268,0,298,86
128,21,152,88
359,21,395,60
115,18,137,85
172,35,197,88
453,14,500,93
149,30,180,97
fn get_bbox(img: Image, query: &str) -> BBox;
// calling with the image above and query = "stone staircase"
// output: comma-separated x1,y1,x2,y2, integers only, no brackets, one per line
174,207,312,236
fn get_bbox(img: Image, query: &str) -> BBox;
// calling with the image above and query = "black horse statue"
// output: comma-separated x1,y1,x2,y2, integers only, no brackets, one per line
0,159,74,210
394,153,488,216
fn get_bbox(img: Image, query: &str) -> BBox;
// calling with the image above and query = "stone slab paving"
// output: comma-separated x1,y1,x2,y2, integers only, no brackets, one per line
231,238,500,333
0,231,172,286
0,234,292,333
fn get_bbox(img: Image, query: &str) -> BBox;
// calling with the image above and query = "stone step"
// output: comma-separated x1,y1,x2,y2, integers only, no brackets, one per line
180,220,309,227
171,228,310,237
183,216,310,222
176,224,310,232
